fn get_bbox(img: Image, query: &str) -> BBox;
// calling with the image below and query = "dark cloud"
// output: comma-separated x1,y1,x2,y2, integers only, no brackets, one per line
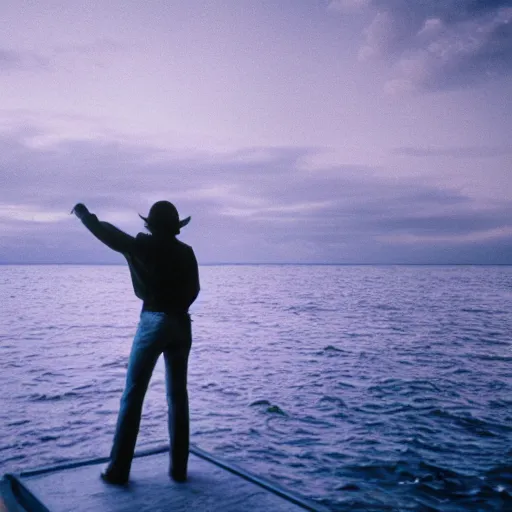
0,49,22,70
0,49,49,72
372,210,511,236
338,0,512,91
394,146,512,158
0,127,511,263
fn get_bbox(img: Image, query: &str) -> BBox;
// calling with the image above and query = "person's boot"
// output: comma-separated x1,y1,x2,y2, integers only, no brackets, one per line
169,466,187,483
100,466,129,485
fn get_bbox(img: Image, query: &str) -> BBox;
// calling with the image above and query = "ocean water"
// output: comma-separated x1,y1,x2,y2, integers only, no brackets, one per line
0,264,511,511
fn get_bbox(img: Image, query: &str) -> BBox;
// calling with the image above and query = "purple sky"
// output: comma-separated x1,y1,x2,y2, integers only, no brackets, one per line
1,0,511,264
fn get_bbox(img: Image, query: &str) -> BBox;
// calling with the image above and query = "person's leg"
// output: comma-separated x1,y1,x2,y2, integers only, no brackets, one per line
163,316,192,481
105,312,164,480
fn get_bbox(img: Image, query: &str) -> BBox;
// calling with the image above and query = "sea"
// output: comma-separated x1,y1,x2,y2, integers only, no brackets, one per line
0,264,511,511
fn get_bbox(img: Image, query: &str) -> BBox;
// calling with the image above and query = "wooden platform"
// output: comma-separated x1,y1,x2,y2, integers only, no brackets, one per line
4,445,328,512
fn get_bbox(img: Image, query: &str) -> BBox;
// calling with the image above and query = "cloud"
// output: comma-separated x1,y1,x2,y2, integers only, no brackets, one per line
0,49,49,72
336,0,512,92
0,125,511,263
52,38,123,55
0,49,22,70
0,38,123,75
381,226,512,244
327,0,371,13
220,200,335,218
0,204,69,223
50,38,126,71
394,145,512,158
373,209,511,236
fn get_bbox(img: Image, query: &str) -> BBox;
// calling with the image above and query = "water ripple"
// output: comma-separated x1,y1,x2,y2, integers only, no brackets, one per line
1,264,512,511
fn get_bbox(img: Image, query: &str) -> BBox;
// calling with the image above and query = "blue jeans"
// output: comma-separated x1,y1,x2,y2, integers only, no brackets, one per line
108,311,192,478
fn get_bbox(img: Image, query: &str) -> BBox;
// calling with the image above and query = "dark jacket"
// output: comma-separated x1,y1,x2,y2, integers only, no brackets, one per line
80,213,200,315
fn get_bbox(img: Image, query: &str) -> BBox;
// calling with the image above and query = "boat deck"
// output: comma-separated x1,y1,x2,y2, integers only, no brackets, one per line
4,445,327,512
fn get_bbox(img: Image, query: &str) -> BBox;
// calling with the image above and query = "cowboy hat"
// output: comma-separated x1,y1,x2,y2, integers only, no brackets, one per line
139,201,191,234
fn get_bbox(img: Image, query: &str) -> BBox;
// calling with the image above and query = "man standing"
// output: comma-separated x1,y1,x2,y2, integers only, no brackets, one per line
72,201,200,485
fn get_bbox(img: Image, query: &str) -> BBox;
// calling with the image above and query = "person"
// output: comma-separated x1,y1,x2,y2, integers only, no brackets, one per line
72,200,200,485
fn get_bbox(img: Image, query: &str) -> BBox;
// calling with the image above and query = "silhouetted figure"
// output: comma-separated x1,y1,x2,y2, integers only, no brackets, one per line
72,201,200,485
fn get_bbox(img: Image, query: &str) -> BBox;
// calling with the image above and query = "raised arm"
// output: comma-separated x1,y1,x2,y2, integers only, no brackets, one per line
72,203,137,254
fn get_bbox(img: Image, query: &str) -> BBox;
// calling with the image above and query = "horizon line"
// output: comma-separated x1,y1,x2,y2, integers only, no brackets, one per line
0,262,511,267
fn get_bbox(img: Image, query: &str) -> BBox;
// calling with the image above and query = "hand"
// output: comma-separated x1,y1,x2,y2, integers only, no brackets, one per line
71,203,89,219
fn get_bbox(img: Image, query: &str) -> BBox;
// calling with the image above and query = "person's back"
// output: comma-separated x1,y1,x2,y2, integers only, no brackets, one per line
72,200,199,485
128,233,200,315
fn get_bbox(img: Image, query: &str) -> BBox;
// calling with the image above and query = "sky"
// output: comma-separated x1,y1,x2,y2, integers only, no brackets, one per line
1,0,511,264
